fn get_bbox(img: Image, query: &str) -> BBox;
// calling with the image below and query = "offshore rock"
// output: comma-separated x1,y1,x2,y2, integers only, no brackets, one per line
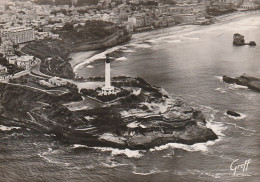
226,110,241,117
223,74,260,92
233,33,256,46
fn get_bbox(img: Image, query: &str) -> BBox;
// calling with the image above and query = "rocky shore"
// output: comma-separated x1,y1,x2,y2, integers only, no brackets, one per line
0,77,217,150
223,74,260,92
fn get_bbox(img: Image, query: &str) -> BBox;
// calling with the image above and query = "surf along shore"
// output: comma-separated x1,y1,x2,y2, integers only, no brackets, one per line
70,10,260,73
3,11,259,151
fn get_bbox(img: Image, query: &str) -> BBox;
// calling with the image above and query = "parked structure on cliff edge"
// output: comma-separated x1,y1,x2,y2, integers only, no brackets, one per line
101,55,116,95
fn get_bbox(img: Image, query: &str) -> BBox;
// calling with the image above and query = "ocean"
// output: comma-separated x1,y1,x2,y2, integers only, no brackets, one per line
1,15,260,182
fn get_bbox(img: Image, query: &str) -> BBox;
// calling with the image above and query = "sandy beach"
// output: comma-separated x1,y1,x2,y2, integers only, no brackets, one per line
69,10,260,74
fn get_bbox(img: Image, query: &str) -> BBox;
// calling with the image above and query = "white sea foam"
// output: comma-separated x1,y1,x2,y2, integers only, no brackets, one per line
166,40,182,43
214,76,223,82
73,46,123,72
229,84,248,90
101,161,129,168
86,65,94,68
225,122,256,133
206,120,227,137
215,87,226,93
157,35,177,41
181,36,200,40
115,56,127,61
150,139,218,153
38,153,70,166
121,49,136,53
73,144,144,158
133,169,170,176
0,125,21,131
129,43,152,48
144,39,157,43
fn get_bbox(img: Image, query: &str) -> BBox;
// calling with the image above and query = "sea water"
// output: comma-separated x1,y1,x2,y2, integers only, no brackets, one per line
1,15,260,182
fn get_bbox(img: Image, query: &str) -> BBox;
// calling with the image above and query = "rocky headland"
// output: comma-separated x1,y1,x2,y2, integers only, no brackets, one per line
21,20,131,79
0,77,218,150
223,74,260,92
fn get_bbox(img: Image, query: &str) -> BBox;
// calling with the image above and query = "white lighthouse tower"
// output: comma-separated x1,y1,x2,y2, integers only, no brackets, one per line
101,55,115,95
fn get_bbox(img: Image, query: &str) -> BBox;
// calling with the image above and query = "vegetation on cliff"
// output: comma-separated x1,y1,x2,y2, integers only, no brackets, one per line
0,77,218,149
21,38,74,79
22,21,131,78
58,21,123,43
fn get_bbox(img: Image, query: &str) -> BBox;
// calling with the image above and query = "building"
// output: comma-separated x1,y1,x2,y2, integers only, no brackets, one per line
0,65,7,73
49,77,67,87
173,14,196,24
128,13,145,28
239,1,259,11
16,55,34,69
101,55,116,95
0,6,5,13
2,40,15,56
2,26,35,45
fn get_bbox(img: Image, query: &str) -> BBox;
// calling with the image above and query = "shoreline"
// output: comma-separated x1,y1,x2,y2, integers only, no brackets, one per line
70,10,260,73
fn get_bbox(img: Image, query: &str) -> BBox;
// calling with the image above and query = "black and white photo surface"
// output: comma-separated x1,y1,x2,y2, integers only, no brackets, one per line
0,0,259,182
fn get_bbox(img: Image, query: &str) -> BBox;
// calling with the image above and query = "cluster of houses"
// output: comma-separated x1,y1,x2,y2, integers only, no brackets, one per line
0,0,259,37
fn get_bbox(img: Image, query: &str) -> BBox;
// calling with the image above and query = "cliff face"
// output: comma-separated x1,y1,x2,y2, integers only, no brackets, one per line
71,30,131,52
22,39,75,79
59,20,132,52
40,56,75,79
0,77,218,150
22,21,131,78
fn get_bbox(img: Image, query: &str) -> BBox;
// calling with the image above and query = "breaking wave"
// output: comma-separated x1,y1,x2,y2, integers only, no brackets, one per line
115,56,127,61
73,46,123,72
206,120,227,137
87,65,94,68
129,43,152,48
149,140,217,153
73,144,144,158
215,87,227,93
228,84,248,90
166,40,182,43
133,169,170,176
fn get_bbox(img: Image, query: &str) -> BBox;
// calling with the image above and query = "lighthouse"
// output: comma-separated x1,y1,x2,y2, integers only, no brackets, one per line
101,55,115,95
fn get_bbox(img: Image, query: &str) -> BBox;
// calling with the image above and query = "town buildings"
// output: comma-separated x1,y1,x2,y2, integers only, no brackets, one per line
2,27,35,45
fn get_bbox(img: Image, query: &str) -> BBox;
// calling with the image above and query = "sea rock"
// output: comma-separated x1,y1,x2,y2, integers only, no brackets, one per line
233,33,256,46
233,33,245,46
226,110,241,117
223,74,260,92
249,41,256,46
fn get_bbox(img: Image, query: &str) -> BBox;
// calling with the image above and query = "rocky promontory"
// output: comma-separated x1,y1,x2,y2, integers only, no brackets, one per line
22,21,131,79
223,74,260,92
0,77,218,150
